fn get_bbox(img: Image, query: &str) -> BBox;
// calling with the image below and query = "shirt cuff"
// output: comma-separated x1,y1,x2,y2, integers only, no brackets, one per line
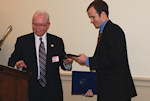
14,66,23,71
86,57,90,66
63,63,72,70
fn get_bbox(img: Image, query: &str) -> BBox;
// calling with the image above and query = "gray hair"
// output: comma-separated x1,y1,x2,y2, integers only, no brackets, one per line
33,10,50,22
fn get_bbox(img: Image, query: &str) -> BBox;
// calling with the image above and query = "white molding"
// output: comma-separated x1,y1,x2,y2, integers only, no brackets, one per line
60,73,72,81
133,77,150,87
60,73,150,87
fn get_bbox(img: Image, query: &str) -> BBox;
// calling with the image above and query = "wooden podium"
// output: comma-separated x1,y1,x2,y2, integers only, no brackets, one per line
0,65,32,101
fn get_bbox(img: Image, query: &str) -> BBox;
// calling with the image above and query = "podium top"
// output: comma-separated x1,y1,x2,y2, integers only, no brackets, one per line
0,64,32,80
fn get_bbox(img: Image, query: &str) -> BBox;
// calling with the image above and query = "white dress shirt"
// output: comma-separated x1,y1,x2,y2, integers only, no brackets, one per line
34,33,47,80
34,33,71,79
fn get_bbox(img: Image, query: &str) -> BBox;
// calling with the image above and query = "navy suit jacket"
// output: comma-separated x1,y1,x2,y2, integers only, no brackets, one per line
8,33,67,101
89,21,137,101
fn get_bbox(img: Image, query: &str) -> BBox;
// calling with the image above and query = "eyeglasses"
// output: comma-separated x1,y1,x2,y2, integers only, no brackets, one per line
32,23,48,28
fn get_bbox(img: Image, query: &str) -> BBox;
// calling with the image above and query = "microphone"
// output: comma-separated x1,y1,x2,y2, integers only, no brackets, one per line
0,25,12,50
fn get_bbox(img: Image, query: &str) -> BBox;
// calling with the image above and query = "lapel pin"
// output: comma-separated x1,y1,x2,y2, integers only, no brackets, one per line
51,44,54,47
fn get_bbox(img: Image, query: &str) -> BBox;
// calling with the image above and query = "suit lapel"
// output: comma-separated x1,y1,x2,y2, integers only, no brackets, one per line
46,34,54,65
29,33,38,68
94,21,111,55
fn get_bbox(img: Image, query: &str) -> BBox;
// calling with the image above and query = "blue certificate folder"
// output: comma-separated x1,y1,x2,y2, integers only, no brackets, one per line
72,71,97,95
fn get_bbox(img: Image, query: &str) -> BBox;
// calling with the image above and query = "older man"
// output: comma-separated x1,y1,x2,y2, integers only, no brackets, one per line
8,10,72,101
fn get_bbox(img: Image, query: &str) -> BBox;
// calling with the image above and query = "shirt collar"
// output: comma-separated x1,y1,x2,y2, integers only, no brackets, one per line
34,32,47,41
100,19,109,33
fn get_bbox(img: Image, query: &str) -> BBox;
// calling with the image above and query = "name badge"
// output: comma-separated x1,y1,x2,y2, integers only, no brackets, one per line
52,56,59,63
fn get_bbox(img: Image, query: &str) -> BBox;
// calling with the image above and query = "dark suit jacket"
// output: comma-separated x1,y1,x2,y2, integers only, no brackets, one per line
89,20,137,101
8,33,68,101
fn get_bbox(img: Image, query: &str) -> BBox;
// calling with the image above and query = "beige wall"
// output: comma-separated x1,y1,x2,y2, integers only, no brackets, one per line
0,0,150,77
0,0,150,100
61,73,150,101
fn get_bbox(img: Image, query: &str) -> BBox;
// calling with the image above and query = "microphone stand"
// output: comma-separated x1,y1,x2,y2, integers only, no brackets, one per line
0,25,12,51
0,40,3,51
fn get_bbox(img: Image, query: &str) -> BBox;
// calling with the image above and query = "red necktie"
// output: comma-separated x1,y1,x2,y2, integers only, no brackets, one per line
97,30,102,45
